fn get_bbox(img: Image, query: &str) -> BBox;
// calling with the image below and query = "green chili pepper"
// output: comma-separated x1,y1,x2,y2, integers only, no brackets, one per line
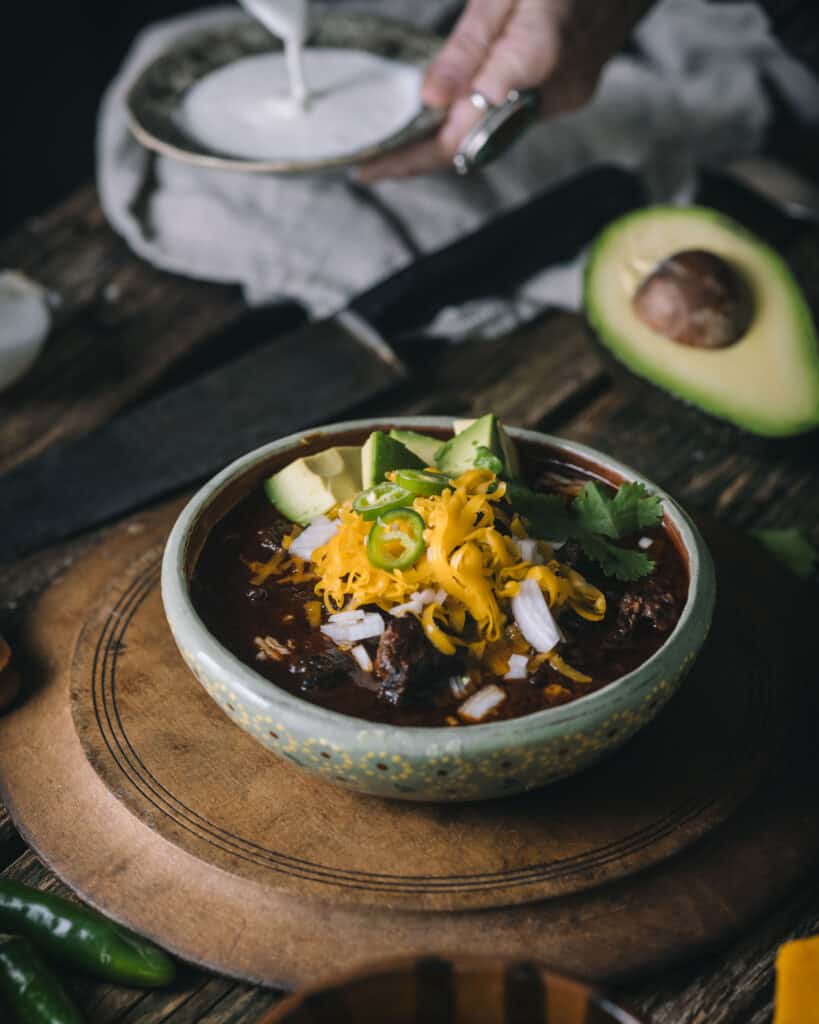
353,481,414,521
393,469,448,496
367,508,426,571
0,935,85,1024
0,881,175,988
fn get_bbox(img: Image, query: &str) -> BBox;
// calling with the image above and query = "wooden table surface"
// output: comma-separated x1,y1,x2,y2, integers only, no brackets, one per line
1,184,818,1024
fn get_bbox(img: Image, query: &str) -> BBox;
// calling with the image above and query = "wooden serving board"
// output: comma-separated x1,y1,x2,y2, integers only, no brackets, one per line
0,501,817,987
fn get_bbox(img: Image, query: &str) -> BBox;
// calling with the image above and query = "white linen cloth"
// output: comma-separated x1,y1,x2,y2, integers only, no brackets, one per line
97,0,819,338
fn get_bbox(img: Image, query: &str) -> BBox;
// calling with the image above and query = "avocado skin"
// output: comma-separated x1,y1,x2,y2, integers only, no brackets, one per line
584,205,819,438
388,429,441,467
361,431,424,489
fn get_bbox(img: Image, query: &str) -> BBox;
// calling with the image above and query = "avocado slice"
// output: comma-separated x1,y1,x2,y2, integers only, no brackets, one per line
584,206,819,437
265,446,362,525
388,428,441,467
441,414,521,478
361,431,424,489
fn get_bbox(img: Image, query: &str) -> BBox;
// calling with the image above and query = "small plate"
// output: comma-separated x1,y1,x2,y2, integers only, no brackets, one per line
258,956,648,1024
126,10,444,173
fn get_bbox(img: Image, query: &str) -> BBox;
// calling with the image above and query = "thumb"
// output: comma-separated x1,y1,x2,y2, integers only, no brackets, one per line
422,0,515,108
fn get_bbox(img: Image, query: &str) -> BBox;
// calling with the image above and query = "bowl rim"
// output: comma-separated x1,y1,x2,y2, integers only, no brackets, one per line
255,953,648,1024
161,416,715,741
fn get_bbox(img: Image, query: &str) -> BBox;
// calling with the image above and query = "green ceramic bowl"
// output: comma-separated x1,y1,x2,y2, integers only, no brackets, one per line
161,418,715,802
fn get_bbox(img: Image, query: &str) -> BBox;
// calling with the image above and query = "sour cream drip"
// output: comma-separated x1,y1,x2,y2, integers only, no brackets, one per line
238,0,310,109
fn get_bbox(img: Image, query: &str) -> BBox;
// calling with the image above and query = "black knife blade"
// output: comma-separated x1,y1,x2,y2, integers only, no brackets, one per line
0,165,646,563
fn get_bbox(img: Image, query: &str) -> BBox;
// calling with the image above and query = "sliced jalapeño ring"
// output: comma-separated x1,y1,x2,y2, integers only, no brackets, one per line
393,469,449,496
353,481,413,521
367,508,426,570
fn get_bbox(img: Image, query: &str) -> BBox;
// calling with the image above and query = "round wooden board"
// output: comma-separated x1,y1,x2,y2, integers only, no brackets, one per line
69,523,774,914
1,502,818,986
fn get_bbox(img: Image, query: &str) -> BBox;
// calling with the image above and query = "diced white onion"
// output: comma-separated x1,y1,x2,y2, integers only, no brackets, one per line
389,599,422,618
288,515,339,561
389,588,440,618
328,609,366,624
504,654,529,680
321,612,385,646
511,538,544,564
511,577,561,653
459,684,507,722
638,536,653,550
350,644,373,672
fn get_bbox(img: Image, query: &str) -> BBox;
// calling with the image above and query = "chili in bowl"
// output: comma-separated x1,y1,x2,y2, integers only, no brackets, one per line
161,416,714,801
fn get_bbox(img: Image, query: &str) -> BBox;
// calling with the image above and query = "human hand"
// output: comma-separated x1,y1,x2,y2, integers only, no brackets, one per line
358,0,652,181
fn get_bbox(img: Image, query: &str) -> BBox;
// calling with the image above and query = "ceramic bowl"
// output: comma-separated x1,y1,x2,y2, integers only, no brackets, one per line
256,955,647,1024
162,417,715,802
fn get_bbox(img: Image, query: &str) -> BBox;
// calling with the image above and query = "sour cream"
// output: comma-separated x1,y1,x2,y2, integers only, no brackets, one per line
179,48,422,162
238,0,309,109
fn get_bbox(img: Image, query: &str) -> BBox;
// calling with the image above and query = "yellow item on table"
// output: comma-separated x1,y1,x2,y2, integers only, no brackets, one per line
774,935,819,1023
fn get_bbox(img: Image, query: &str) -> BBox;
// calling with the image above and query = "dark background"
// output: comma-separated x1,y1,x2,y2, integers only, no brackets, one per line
2,1,818,239
2,1,224,235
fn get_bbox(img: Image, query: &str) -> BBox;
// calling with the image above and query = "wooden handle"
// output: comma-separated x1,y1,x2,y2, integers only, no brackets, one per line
254,956,641,1024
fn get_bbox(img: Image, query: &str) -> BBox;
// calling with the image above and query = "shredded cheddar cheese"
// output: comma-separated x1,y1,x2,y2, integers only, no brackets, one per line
304,601,322,628
252,468,604,688
308,469,605,661
246,549,312,587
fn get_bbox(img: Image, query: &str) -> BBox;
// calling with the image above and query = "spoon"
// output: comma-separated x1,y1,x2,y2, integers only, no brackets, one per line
237,0,310,109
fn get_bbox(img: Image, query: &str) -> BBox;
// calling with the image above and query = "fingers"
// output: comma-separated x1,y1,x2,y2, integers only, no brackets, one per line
437,95,488,159
359,0,603,181
356,138,450,183
471,0,560,107
422,0,515,108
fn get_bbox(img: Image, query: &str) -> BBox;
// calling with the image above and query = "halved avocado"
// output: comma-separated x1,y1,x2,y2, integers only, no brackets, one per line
584,206,819,437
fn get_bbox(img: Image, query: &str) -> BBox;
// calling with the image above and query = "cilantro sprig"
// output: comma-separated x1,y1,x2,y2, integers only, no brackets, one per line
572,481,663,539
507,480,663,582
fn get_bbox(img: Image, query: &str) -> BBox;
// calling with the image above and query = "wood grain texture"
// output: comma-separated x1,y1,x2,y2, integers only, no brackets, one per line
0,805,23,869
0,187,246,474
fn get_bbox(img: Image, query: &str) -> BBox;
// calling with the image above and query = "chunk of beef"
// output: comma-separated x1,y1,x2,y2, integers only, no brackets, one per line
288,643,350,694
615,579,679,637
374,616,449,707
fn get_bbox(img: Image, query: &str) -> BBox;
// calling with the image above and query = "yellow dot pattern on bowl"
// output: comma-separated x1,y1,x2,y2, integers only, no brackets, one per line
183,634,689,800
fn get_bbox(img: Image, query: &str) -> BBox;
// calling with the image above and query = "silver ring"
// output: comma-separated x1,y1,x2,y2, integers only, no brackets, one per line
468,90,494,113
453,88,540,175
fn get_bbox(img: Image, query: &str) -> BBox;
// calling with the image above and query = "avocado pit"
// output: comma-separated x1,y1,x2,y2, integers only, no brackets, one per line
632,249,753,349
